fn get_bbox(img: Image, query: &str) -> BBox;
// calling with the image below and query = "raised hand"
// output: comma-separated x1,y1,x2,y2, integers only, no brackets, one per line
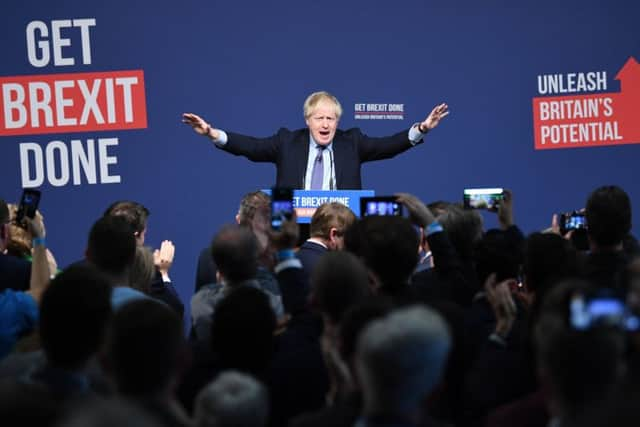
419,103,449,131
395,192,435,227
182,112,217,138
153,240,175,276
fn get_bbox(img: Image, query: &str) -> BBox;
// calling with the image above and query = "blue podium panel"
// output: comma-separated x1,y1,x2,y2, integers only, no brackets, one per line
263,190,375,223
293,190,375,223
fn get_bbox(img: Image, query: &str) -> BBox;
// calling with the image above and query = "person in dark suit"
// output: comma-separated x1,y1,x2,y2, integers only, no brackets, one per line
298,202,356,282
183,91,449,189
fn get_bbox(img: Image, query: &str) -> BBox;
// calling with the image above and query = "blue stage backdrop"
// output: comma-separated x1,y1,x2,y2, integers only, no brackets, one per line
2,0,639,322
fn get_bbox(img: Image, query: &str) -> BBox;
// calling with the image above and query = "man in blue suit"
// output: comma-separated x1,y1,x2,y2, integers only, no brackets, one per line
183,92,448,189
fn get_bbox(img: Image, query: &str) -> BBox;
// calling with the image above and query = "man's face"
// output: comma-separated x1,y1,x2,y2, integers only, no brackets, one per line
305,99,339,146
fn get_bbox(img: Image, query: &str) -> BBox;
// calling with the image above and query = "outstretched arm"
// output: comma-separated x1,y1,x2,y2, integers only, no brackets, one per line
416,103,449,133
182,112,281,162
182,112,221,140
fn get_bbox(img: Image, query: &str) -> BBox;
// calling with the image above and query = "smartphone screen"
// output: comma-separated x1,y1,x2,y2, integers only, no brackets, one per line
463,188,504,210
15,189,41,224
560,212,587,235
360,197,403,217
271,187,294,230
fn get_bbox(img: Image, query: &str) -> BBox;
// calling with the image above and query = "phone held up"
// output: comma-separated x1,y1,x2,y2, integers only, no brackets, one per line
360,196,404,217
558,209,588,251
463,188,504,210
559,210,587,236
270,187,294,230
15,189,41,228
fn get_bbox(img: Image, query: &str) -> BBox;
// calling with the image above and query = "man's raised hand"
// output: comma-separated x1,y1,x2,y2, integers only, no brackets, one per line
420,103,449,131
182,112,217,138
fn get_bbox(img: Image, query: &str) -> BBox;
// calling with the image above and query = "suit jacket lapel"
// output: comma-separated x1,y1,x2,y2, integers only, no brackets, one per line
332,135,344,189
294,131,310,188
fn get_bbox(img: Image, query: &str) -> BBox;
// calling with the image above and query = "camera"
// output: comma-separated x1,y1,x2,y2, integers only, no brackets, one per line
360,196,403,217
270,187,294,230
463,188,504,210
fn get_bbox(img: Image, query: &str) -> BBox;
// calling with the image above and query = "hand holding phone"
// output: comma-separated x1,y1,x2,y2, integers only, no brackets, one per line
270,187,294,231
463,188,504,210
559,211,587,236
360,196,404,217
15,189,41,228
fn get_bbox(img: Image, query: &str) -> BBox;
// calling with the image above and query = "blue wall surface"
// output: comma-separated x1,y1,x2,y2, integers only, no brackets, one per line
2,0,639,319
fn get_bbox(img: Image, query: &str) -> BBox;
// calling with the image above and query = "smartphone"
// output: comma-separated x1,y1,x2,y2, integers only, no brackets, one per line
270,187,294,230
570,293,626,330
15,189,41,225
463,188,504,210
360,196,403,217
559,211,587,235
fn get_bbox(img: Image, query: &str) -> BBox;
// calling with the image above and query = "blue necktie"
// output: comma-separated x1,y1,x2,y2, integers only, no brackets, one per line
310,146,325,189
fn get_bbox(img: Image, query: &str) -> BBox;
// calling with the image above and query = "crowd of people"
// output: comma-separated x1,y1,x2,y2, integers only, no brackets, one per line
0,184,639,427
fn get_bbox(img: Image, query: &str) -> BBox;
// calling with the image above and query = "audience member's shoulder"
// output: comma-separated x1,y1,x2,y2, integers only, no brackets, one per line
110,286,149,309
192,283,223,300
0,253,31,292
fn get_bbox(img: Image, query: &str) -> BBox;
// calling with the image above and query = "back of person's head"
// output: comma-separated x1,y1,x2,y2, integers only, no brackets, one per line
474,228,523,288
0,199,9,225
338,297,395,370
211,225,258,284
535,280,626,417
194,371,269,427
0,199,9,246
57,397,162,427
5,203,32,258
436,204,483,259
346,216,419,292
237,191,270,228
103,200,149,236
427,200,453,217
311,251,371,325
356,305,451,415
87,215,136,279
586,185,632,249
40,265,113,370
0,380,59,426
210,286,276,375
570,397,640,427
104,299,184,395
524,232,578,302
309,202,356,243
128,246,155,294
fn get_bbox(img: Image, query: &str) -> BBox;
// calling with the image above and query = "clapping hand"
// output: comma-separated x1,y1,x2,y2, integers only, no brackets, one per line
153,240,175,276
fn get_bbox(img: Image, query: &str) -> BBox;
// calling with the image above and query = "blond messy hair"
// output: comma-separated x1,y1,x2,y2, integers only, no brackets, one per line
303,91,343,120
